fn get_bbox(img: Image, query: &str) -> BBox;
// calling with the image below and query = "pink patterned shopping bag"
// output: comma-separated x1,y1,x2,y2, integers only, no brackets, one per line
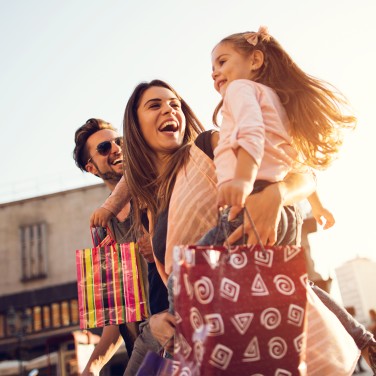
173,244,308,375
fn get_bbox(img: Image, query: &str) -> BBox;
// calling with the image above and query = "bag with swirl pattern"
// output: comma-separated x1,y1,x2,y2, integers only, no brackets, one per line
172,243,308,375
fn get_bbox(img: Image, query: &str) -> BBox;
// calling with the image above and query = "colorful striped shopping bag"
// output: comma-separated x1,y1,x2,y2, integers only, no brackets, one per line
76,242,149,329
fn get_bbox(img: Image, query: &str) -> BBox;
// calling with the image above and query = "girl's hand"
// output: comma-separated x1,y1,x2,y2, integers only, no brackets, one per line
312,207,335,230
218,179,253,217
90,207,114,228
227,182,282,245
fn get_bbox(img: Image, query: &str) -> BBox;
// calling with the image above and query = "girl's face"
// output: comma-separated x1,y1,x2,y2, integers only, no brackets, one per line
137,86,186,158
211,42,255,96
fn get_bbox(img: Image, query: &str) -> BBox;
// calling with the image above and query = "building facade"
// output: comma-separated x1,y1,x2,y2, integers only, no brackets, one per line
335,257,376,326
0,183,127,375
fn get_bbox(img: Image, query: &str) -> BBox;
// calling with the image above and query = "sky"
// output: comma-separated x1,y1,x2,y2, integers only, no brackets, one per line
1,0,375,275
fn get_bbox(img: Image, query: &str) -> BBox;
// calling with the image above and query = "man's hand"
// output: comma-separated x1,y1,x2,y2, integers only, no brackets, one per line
149,311,176,354
90,207,114,228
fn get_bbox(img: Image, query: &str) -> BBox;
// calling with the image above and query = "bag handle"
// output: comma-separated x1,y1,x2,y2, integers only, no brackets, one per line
242,207,266,253
213,208,231,248
90,226,116,247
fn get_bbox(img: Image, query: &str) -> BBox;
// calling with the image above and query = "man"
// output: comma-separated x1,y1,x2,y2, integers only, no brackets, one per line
73,118,163,375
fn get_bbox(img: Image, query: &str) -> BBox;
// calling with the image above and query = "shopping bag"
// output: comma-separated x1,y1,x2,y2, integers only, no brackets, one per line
305,284,360,375
76,230,149,329
173,242,308,375
136,351,174,376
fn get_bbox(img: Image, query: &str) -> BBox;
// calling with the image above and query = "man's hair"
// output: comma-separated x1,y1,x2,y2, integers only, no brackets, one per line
73,118,116,171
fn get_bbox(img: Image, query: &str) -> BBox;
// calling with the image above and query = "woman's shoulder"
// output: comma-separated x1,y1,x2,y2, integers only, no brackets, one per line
194,130,218,160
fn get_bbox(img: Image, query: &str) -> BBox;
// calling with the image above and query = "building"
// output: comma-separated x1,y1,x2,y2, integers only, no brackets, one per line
0,183,127,375
335,257,376,325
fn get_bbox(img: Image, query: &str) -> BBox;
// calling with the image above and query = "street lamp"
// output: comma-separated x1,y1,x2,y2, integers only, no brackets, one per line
6,306,32,376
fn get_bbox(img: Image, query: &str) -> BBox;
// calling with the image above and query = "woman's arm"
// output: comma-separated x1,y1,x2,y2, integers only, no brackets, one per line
227,171,316,245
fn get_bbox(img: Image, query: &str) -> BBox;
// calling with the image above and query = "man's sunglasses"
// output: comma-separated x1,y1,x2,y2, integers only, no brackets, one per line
87,137,123,164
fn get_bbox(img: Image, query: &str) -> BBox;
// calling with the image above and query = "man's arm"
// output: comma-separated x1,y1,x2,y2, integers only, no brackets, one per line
81,325,123,376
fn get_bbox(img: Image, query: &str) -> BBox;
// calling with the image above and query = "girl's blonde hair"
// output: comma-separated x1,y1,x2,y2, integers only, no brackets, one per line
213,28,356,169
123,80,205,231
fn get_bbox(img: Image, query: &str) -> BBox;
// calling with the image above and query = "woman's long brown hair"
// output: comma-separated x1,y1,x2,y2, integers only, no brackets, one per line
123,79,206,232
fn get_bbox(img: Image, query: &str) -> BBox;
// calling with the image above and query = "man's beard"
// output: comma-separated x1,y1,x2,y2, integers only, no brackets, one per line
94,163,123,183
100,171,123,182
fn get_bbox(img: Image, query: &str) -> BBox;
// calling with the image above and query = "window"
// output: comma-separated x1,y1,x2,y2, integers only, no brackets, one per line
0,315,4,338
43,305,51,329
51,303,61,328
70,299,79,324
61,301,70,326
33,306,42,332
19,222,47,281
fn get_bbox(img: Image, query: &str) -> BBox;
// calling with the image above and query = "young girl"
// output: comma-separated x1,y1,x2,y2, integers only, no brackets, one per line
197,26,353,245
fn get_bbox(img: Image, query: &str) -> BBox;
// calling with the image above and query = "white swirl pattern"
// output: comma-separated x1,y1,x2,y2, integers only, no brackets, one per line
260,308,281,330
174,245,307,374
220,277,240,302
183,273,193,299
273,275,295,295
293,332,305,353
254,248,273,267
194,276,214,304
284,245,301,262
229,251,248,269
189,307,203,332
268,337,288,359
230,313,254,335
179,366,192,376
243,336,261,362
205,313,224,336
251,273,269,296
194,341,204,365
275,369,292,376
209,344,233,370
287,304,305,327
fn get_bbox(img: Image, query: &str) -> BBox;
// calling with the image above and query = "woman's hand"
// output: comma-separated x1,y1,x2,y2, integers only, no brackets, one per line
227,183,283,246
90,207,114,228
149,311,176,354
137,233,155,263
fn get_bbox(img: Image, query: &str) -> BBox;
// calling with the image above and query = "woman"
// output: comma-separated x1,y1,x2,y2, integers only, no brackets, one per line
92,80,375,374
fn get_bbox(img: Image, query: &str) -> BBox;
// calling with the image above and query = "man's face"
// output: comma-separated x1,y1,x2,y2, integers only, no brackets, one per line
85,129,123,183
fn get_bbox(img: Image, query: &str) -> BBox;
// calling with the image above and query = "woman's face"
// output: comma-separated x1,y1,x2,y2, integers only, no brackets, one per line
137,86,186,158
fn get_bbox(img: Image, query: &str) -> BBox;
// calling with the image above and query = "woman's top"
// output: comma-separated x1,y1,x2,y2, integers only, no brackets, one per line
155,131,219,276
214,79,300,187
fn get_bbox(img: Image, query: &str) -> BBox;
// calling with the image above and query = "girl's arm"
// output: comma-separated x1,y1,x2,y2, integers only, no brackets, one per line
227,171,316,245
224,147,258,219
90,175,131,227
308,191,335,230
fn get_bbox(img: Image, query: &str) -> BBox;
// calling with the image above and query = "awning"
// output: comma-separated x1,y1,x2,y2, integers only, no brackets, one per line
0,352,58,375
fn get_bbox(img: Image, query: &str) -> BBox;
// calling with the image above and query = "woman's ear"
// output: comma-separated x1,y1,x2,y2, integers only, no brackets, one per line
250,50,264,70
